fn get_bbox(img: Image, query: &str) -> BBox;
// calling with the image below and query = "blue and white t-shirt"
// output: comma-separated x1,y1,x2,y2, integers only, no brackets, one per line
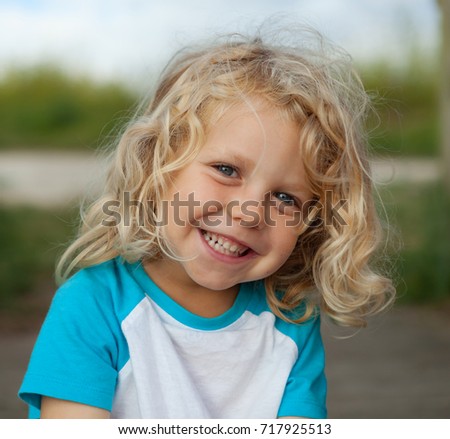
19,258,327,418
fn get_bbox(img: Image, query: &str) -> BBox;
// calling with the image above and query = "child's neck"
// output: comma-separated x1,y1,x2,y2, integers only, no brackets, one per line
143,259,240,318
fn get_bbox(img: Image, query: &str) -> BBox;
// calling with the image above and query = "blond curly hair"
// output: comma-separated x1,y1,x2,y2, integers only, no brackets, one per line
57,27,395,327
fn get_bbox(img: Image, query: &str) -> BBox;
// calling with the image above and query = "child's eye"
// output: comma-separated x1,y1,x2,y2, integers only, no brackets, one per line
214,164,238,177
274,192,297,206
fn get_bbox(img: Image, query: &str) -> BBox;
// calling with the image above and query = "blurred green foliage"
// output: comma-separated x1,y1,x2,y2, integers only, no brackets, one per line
0,62,440,155
0,206,78,307
361,60,439,156
381,182,450,303
0,66,136,149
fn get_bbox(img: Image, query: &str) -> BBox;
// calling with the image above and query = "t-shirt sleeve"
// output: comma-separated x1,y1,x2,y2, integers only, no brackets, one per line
277,314,327,419
19,272,122,418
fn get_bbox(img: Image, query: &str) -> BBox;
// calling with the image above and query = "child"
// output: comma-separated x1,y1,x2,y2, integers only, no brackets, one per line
19,27,395,419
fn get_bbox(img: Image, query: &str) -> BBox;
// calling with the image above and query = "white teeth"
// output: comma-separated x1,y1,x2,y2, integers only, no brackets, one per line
202,230,248,257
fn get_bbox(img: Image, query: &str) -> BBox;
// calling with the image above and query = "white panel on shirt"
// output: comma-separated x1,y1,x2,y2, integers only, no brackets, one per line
112,297,298,419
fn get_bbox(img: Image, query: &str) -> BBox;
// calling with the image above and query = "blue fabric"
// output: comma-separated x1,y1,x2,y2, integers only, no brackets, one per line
128,261,256,331
19,259,140,417
276,315,327,418
19,258,327,418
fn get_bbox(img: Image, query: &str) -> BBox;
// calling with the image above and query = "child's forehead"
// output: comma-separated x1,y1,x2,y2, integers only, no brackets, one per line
203,96,297,133
199,100,305,164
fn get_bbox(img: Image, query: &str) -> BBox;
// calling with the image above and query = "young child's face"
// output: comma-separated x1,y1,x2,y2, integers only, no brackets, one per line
157,100,312,294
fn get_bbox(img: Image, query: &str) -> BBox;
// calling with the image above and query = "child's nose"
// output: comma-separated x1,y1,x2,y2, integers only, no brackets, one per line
225,192,266,229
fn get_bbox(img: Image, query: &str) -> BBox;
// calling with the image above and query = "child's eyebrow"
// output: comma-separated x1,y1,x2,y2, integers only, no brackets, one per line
228,152,256,171
208,147,256,172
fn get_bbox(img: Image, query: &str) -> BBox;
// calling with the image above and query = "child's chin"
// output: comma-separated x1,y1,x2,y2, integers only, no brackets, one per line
188,275,240,293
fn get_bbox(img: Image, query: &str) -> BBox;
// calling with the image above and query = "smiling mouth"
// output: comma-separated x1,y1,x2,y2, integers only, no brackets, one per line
201,230,251,257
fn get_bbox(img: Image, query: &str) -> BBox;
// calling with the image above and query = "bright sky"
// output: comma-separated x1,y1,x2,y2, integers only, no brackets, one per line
0,0,440,85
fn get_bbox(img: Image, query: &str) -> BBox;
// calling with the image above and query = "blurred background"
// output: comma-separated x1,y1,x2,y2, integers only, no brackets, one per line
0,0,449,419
